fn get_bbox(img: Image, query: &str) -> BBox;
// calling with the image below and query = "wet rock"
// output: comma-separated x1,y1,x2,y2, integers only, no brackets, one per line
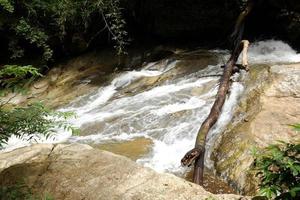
2,50,122,108
0,144,249,200
212,63,300,195
2,47,180,109
93,137,153,161
185,169,236,195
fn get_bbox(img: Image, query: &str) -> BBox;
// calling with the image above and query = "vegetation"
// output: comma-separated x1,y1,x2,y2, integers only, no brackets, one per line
0,0,127,67
0,103,76,147
253,125,300,200
0,65,42,97
0,65,77,148
0,181,54,200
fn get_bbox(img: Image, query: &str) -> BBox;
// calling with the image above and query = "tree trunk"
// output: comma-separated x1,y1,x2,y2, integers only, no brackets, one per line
181,0,255,185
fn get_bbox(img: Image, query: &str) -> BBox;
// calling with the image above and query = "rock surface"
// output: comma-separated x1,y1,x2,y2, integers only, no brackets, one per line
0,144,249,200
94,137,153,161
1,47,177,109
1,51,117,108
212,63,300,194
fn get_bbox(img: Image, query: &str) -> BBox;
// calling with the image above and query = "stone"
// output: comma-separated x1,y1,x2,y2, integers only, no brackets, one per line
94,137,153,161
0,144,249,200
212,63,300,195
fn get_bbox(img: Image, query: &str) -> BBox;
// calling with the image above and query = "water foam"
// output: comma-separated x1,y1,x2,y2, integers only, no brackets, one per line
137,81,244,174
248,40,300,63
150,97,206,116
1,129,72,152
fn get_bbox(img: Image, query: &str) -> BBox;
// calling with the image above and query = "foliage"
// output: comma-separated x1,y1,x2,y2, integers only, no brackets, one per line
0,0,13,13
0,182,34,200
103,0,128,55
0,102,77,148
14,19,53,61
253,139,300,200
0,0,127,64
0,65,42,97
0,65,78,148
0,181,54,200
0,66,67,200
289,124,300,132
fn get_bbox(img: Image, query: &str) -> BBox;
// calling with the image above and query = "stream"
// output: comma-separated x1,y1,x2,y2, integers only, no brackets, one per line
3,40,300,193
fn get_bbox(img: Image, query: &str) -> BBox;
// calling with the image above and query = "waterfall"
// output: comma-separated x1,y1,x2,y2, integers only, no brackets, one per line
2,40,300,175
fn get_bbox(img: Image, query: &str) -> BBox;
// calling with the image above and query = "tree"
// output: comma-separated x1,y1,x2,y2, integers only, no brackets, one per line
0,0,127,66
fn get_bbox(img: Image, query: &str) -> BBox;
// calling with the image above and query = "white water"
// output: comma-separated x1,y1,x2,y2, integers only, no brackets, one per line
2,40,300,175
248,40,300,63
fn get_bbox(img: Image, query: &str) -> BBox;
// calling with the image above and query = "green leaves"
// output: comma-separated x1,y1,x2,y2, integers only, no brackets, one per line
0,65,78,150
0,65,42,97
290,187,300,198
14,19,53,61
0,103,78,148
103,0,128,55
260,186,279,199
0,182,33,200
0,0,14,13
1,0,128,63
0,65,42,78
289,124,300,131
0,181,54,200
253,133,300,199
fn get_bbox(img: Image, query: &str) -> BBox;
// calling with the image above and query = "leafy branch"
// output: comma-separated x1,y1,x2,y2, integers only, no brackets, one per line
252,130,300,200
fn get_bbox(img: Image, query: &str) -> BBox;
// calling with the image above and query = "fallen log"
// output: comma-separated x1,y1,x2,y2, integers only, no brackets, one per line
181,40,249,185
181,0,255,185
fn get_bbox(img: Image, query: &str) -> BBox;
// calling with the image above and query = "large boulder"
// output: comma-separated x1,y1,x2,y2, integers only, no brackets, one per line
0,144,248,200
212,63,300,194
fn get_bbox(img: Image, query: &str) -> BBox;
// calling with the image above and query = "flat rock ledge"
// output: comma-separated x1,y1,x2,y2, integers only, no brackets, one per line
0,144,248,200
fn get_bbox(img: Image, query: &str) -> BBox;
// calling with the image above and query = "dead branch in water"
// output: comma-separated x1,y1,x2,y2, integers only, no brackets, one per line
181,0,255,185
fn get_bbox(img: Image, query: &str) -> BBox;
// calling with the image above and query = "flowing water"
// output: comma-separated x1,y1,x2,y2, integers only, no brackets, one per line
2,40,300,193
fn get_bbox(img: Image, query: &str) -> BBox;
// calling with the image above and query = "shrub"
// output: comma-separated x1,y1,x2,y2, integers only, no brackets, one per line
0,65,77,148
0,0,127,65
0,103,77,148
0,181,54,200
253,134,300,199
0,65,42,96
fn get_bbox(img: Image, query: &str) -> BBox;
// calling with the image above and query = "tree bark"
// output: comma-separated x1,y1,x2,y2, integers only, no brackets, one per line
181,0,255,185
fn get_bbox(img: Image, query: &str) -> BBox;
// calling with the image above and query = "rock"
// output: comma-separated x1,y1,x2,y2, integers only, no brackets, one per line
48,67,62,83
33,79,49,89
0,144,54,173
94,137,153,161
2,47,180,109
2,50,121,108
0,144,249,200
266,64,300,97
212,63,300,195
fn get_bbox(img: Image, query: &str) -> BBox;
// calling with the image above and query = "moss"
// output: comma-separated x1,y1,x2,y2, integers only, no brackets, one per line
211,64,274,195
